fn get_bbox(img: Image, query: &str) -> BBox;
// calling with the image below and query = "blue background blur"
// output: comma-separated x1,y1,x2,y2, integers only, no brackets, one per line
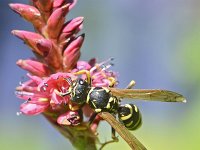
1,0,200,149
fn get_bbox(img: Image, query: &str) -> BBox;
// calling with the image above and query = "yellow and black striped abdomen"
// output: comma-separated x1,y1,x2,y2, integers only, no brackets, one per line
118,104,142,130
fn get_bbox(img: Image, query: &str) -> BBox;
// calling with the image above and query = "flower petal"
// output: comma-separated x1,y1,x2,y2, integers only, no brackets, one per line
20,103,48,115
57,110,82,126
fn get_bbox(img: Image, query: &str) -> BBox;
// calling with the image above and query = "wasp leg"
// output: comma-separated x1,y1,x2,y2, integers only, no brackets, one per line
126,80,136,89
99,138,119,150
99,115,119,150
73,70,91,85
111,127,119,141
54,89,71,97
99,127,119,150
88,112,98,125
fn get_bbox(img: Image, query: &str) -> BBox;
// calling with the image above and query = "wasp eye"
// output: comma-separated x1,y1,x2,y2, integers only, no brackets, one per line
79,79,84,85
78,78,87,85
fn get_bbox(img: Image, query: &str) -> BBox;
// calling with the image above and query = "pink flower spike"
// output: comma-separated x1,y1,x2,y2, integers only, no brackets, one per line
11,30,45,56
20,102,49,115
16,59,51,77
46,4,70,39
59,17,84,42
57,110,82,126
63,34,85,70
9,3,45,31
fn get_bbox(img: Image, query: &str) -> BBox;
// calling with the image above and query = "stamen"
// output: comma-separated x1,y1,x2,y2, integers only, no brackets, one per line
19,76,26,86
41,83,48,91
42,86,47,91
16,111,22,116
90,58,115,73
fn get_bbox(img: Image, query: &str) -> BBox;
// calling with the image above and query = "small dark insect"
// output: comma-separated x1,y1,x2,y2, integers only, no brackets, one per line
58,70,186,150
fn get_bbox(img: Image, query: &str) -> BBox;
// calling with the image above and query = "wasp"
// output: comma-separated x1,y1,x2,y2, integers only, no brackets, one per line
58,69,186,150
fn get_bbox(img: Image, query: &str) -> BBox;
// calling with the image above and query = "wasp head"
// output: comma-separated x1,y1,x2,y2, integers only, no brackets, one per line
69,78,90,105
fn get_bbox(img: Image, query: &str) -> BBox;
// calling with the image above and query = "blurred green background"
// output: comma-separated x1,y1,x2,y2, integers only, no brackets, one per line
1,0,200,149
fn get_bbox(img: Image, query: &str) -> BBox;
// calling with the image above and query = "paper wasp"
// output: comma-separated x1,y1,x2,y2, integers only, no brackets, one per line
57,69,186,150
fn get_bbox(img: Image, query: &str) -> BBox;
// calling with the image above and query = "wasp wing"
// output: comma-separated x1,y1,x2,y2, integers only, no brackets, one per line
108,88,186,103
99,112,147,150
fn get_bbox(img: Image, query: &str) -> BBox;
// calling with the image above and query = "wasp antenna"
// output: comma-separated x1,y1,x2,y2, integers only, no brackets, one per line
19,76,26,85
19,81,23,86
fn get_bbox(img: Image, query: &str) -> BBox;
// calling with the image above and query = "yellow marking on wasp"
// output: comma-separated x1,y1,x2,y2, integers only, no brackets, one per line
91,101,97,108
120,104,133,121
86,87,95,103
133,105,138,112
106,102,111,109
108,97,114,102
126,121,134,127
131,116,142,130
95,109,102,113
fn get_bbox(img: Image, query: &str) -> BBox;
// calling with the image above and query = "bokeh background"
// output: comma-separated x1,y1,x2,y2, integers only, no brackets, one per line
1,0,200,149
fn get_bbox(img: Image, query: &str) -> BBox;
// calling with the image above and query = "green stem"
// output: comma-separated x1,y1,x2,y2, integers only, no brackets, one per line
43,113,97,150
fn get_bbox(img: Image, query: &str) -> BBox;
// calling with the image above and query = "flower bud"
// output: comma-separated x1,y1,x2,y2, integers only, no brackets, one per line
59,17,84,43
36,39,53,57
12,30,47,56
63,34,85,71
16,59,51,77
9,3,45,31
32,0,53,12
53,0,65,8
53,0,77,10
46,4,70,39
57,110,83,126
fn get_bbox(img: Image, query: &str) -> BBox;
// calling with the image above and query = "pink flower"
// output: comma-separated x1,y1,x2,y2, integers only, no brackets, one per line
16,60,117,118
16,73,76,115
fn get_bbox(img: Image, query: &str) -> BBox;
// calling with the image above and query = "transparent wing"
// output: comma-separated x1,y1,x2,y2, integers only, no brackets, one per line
108,88,186,103
99,112,147,150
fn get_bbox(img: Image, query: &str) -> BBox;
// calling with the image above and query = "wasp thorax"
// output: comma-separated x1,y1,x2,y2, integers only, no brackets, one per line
70,78,90,104
118,104,142,130
87,87,119,113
